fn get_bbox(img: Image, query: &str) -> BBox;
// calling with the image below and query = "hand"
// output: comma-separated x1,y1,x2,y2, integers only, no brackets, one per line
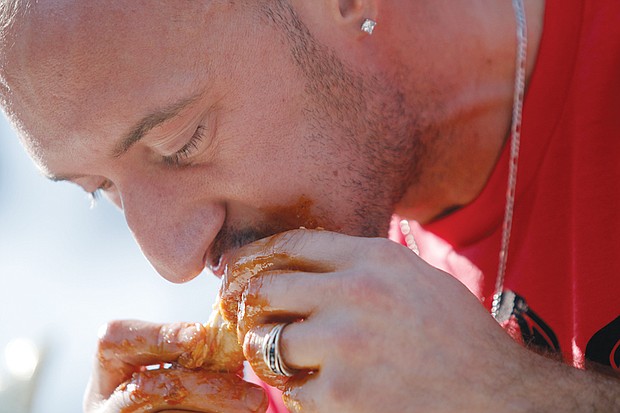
83,319,268,413
220,229,528,412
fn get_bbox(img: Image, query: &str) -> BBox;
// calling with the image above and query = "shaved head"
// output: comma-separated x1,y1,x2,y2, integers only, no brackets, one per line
0,1,224,164
0,0,522,279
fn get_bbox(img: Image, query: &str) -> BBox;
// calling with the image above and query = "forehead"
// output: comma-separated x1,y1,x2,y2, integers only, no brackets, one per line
1,0,223,165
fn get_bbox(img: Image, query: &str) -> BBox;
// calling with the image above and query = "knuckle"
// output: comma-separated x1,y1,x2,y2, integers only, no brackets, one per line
339,269,392,308
96,320,132,369
322,371,356,410
274,229,312,255
244,274,268,305
326,323,366,359
97,320,124,346
369,236,411,263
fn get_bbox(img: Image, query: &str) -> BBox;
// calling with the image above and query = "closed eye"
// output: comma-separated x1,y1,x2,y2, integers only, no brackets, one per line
162,126,207,166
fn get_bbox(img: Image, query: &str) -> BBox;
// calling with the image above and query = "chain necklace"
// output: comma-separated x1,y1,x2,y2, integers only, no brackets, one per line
401,0,528,320
490,0,528,319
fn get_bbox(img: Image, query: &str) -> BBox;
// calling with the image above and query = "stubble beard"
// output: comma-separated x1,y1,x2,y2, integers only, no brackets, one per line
263,1,431,237
209,2,433,262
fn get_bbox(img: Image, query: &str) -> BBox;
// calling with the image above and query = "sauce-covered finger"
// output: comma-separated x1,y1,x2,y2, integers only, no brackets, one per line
236,271,320,342
242,323,295,389
93,317,243,398
220,230,340,324
100,368,268,413
243,322,319,389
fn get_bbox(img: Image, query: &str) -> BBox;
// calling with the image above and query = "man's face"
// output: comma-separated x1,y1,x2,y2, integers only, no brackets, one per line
2,1,428,282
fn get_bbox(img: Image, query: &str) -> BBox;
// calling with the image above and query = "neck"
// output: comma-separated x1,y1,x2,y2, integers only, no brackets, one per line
388,0,545,224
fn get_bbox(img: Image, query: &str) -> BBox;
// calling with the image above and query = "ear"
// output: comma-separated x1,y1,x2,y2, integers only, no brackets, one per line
333,0,378,37
288,0,379,42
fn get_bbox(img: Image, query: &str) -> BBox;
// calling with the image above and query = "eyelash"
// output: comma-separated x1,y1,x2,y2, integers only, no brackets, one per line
88,179,113,207
87,126,207,205
163,125,207,166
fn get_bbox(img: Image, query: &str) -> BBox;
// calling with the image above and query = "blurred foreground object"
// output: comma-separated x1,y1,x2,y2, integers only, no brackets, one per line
0,338,44,413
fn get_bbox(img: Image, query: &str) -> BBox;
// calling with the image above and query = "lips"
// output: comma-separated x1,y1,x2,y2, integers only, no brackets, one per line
208,253,226,277
204,223,284,278
204,227,226,277
204,246,225,277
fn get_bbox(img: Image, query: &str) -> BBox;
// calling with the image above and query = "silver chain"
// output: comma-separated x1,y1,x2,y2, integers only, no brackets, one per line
401,0,527,319
491,0,528,319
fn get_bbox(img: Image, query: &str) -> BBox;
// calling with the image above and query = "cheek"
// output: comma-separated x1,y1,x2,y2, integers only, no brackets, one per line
208,115,312,199
208,31,310,156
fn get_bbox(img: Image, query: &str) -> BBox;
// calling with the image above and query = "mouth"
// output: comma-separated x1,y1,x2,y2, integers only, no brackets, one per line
205,241,226,278
206,253,226,277
204,222,295,278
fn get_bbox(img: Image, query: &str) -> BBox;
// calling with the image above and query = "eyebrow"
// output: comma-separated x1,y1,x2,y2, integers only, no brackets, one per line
111,92,203,158
45,91,204,183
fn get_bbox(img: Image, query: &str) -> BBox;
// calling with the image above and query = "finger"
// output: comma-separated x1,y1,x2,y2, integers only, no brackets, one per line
93,319,243,398
243,321,322,389
282,366,354,413
93,369,268,413
221,229,358,322
204,301,246,371
282,375,321,413
237,271,325,339
232,229,366,270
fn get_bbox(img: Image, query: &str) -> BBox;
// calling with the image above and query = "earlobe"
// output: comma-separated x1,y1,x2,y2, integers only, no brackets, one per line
335,0,377,36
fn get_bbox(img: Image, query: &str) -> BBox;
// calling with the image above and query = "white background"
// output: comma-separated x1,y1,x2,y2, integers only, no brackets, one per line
0,114,221,412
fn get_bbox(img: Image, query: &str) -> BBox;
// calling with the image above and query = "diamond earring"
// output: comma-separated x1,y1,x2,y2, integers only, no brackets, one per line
361,18,377,35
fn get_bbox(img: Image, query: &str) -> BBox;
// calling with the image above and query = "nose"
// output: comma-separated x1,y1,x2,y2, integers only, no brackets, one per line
115,170,226,283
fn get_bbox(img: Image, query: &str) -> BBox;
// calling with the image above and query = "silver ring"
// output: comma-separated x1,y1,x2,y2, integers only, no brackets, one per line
262,323,297,377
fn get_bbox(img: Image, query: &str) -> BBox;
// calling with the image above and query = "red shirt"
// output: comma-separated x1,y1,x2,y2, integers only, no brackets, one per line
402,0,620,371
262,0,620,410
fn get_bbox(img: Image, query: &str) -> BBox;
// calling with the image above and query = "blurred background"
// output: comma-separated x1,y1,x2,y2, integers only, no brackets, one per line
0,114,221,412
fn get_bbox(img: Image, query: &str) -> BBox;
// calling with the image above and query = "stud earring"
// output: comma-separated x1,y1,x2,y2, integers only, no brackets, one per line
361,18,377,35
